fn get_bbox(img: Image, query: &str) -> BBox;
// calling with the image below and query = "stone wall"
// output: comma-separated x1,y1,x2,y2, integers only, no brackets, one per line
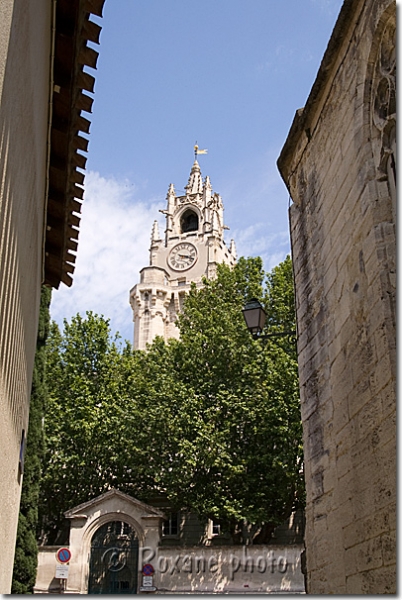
0,0,51,591
149,544,304,594
277,0,396,593
35,544,305,594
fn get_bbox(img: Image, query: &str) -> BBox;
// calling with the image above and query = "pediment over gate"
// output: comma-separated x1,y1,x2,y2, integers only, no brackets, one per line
64,488,165,524
48,489,165,594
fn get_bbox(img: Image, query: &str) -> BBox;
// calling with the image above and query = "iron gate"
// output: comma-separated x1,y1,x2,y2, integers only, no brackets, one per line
88,520,139,594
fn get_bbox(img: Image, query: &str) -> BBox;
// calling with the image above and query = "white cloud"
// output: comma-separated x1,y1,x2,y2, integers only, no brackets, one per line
255,44,314,75
232,223,290,272
50,171,163,343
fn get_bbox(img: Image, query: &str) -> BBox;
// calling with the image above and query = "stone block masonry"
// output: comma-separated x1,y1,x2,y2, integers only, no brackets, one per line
277,0,396,593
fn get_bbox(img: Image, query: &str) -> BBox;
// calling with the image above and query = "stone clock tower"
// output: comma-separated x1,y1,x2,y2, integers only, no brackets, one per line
130,159,236,350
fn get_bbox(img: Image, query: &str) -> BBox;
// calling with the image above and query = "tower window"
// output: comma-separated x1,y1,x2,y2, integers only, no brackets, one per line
181,209,198,233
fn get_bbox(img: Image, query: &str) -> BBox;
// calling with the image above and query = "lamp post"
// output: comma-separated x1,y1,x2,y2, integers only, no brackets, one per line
242,298,296,343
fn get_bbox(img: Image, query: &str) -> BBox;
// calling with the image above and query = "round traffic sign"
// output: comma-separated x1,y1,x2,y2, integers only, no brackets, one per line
142,563,154,576
57,547,71,564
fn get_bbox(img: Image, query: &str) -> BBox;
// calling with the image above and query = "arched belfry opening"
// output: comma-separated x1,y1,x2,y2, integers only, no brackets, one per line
88,520,139,594
180,209,198,233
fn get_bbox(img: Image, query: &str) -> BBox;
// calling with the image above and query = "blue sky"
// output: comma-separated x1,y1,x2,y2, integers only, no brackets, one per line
51,0,345,343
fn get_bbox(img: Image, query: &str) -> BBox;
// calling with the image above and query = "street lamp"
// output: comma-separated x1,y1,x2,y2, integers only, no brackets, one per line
242,298,296,343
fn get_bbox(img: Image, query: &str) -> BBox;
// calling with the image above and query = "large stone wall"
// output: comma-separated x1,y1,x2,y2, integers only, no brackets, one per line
150,544,304,594
35,544,305,594
277,0,396,593
0,0,51,592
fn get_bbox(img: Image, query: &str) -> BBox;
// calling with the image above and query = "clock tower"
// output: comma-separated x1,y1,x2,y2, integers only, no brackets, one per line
129,158,237,350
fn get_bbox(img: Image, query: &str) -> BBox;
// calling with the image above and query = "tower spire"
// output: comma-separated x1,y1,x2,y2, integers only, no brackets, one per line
186,159,203,194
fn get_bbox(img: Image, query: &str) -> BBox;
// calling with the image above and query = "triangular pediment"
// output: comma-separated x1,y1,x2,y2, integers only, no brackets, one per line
64,488,165,519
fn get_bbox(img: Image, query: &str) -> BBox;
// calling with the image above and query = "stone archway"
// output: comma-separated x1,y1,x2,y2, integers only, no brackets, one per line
88,520,139,594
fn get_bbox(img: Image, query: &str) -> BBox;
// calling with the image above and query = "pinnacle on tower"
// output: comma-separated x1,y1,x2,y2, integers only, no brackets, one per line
185,160,203,195
211,210,218,232
204,175,212,190
151,220,161,243
203,175,212,205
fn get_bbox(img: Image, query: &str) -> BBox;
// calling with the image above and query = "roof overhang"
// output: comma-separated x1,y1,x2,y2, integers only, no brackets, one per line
44,0,105,288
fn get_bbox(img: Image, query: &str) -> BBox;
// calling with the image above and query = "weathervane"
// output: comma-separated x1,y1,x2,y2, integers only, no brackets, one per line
194,141,208,160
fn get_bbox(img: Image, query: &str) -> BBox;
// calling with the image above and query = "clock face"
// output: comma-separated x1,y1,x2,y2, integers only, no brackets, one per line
168,242,198,271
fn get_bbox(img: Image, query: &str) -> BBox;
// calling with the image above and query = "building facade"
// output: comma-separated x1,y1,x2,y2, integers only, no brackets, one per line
34,490,305,594
0,0,104,592
277,0,396,593
130,159,236,349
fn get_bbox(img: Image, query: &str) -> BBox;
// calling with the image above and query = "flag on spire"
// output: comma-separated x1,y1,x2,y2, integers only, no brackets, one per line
194,143,208,158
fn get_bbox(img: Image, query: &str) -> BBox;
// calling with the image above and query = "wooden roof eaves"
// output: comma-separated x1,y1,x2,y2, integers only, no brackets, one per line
44,0,105,289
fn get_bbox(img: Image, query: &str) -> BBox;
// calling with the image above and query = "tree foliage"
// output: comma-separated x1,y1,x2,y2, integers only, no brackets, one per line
151,256,304,531
12,286,51,593
39,256,304,544
39,313,144,542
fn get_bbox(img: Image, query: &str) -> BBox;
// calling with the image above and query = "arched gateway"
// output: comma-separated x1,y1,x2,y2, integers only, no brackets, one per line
88,520,139,594
33,490,164,594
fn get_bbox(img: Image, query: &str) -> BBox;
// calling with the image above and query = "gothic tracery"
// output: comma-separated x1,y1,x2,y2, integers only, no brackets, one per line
371,14,396,190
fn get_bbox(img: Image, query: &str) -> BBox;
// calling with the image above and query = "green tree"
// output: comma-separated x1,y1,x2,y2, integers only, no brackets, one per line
39,256,303,545
148,256,304,538
39,313,149,542
12,286,51,594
